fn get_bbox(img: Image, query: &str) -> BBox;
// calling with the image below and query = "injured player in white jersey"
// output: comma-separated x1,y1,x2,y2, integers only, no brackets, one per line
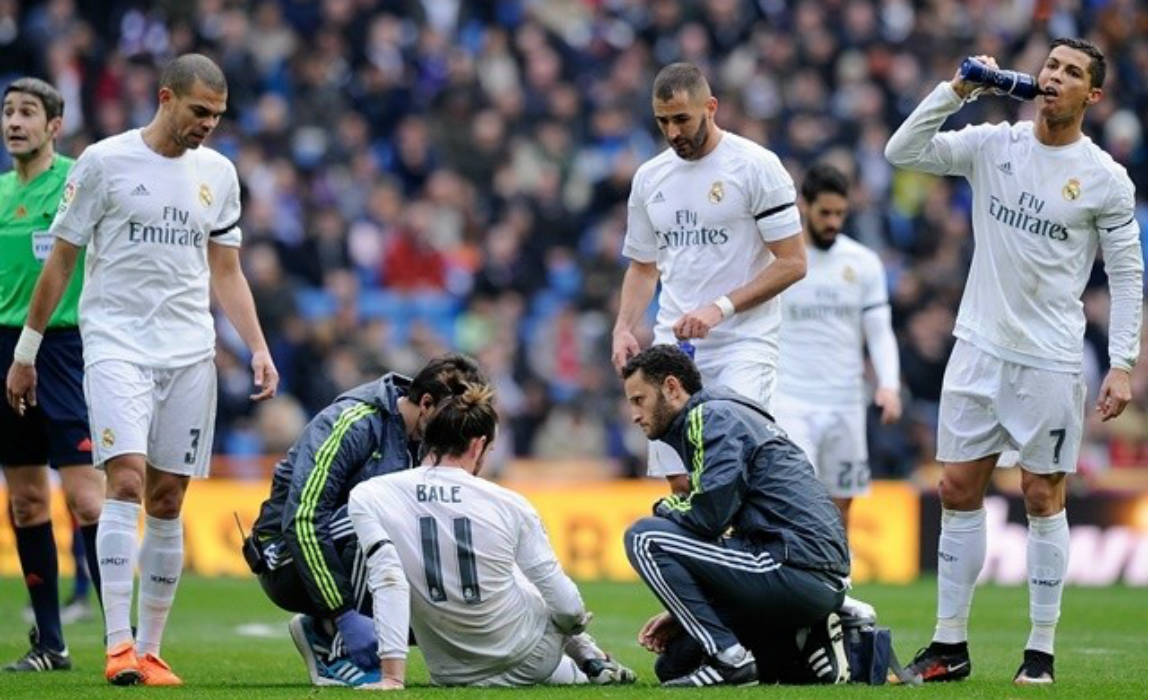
348,382,636,689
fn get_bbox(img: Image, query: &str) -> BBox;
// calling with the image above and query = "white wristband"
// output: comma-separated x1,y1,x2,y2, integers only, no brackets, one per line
714,295,735,320
13,327,43,365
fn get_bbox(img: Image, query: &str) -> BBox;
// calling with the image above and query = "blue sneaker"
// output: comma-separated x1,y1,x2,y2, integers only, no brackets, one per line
288,615,380,687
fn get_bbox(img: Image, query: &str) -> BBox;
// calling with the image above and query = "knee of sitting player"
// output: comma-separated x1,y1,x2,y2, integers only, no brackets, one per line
937,468,983,510
1020,472,1065,516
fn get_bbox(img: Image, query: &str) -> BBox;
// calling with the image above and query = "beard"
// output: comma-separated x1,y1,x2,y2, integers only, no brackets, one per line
647,392,679,439
673,117,710,160
808,225,838,250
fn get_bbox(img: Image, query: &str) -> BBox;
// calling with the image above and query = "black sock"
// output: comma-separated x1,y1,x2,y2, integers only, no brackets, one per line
80,523,102,608
15,522,64,651
70,524,89,600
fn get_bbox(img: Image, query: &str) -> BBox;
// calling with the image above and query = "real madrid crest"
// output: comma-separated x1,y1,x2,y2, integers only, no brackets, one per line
708,181,724,203
198,183,213,207
1062,178,1081,201
101,428,116,448
842,265,857,283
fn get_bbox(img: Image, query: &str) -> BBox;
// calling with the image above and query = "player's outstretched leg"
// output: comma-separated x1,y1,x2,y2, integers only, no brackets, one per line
562,633,636,685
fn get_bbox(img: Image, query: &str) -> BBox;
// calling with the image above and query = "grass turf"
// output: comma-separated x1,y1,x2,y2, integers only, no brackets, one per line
0,576,1144,699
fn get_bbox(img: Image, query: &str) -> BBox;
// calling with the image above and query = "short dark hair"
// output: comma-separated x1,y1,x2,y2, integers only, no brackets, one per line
1050,37,1106,88
422,382,498,463
652,63,710,102
409,353,487,406
159,53,227,96
801,163,850,203
621,344,703,394
3,77,64,121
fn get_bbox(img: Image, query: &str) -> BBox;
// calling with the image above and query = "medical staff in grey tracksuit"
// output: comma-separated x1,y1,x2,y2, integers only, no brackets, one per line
621,344,851,687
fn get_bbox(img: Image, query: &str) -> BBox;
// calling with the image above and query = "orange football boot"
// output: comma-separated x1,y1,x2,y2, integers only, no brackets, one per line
104,642,142,685
139,653,183,686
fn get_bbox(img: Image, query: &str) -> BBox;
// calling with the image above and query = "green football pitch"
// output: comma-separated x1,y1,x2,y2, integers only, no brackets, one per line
0,576,1144,699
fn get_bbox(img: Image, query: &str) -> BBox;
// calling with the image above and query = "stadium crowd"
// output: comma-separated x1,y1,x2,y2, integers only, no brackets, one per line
1,0,1145,479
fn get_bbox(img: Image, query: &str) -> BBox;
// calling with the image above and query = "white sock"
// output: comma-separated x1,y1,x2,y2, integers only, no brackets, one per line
933,507,986,645
136,515,184,657
1026,510,1068,655
563,632,605,666
546,656,589,685
98,499,141,650
716,643,750,666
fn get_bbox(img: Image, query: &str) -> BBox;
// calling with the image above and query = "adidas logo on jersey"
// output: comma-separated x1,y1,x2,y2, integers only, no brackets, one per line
996,161,1013,175
131,184,150,196
651,191,665,203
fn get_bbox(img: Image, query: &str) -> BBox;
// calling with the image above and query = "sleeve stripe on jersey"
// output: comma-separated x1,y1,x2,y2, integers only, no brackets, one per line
209,216,241,237
861,302,889,313
364,539,392,559
1101,216,1135,233
663,405,706,513
296,402,378,610
753,202,795,220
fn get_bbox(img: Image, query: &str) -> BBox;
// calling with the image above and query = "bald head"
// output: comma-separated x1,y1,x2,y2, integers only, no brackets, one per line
652,63,711,102
159,53,227,97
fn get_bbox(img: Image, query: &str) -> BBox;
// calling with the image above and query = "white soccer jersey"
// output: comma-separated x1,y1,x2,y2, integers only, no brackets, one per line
50,129,242,369
886,82,1143,373
348,466,581,685
777,236,888,405
623,131,802,364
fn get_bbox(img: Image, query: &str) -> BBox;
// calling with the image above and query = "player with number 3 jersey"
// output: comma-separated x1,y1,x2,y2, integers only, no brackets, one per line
6,54,279,687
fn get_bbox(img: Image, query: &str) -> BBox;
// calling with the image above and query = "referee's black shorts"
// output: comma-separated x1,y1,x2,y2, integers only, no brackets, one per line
0,326,91,468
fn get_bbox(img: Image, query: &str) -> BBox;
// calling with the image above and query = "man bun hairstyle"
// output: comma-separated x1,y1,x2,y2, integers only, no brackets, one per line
409,353,487,407
1050,37,1106,88
621,344,703,395
159,53,228,96
423,382,498,463
3,77,64,121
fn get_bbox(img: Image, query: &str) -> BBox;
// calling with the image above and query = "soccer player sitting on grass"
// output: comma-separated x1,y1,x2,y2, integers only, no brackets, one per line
248,354,485,687
347,382,635,689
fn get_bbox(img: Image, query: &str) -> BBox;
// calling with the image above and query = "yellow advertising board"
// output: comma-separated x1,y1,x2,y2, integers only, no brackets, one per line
0,480,918,582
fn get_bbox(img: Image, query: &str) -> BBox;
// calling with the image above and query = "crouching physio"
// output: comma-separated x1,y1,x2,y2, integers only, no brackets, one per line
621,344,854,686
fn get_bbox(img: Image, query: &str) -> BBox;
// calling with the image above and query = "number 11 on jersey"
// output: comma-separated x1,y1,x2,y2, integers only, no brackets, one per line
419,516,482,604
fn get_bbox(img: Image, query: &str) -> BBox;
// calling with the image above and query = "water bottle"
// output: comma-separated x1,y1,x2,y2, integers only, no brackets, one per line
676,340,696,360
959,57,1042,100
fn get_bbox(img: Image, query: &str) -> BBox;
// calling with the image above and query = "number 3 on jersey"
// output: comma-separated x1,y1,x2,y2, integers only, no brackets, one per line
419,516,482,605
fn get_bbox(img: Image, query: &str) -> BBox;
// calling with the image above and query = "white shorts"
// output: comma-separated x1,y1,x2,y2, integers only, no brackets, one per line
470,623,572,687
647,357,775,477
84,359,217,478
937,340,1085,474
774,395,868,498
